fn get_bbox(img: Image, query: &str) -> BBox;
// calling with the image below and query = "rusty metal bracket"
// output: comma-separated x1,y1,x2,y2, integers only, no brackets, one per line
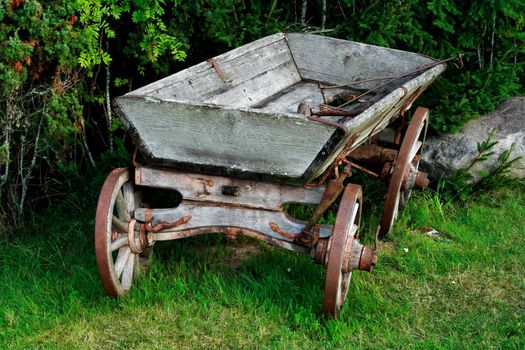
143,208,192,233
306,115,349,134
298,164,352,246
318,82,327,104
128,219,143,254
400,87,423,116
208,58,228,82
132,147,140,168
317,134,359,186
295,223,321,246
269,222,296,239
298,99,350,135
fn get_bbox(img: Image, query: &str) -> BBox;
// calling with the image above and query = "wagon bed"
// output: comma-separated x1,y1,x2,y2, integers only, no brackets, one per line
115,32,445,185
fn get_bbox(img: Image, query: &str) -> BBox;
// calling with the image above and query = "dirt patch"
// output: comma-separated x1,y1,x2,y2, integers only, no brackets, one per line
224,243,261,269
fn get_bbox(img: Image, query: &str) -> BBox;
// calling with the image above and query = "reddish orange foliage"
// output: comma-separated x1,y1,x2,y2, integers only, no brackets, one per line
69,15,78,27
13,61,23,72
8,0,24,11
30,62,43,80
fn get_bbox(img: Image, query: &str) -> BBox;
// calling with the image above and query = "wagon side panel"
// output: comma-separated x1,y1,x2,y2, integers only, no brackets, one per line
128,33,301,109
285,33,436,88
115,97,337,180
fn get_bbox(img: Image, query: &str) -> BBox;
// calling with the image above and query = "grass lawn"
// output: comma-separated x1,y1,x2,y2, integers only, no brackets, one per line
0,182,524,349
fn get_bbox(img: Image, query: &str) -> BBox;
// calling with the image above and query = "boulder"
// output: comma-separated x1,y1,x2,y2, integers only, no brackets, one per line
421,97,525,180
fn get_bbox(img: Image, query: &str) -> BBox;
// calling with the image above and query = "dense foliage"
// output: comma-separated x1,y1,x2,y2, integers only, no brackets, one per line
331,0,525,132
0,0,524,227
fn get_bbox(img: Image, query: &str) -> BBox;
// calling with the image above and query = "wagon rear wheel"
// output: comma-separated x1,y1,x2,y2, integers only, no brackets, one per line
95,168,152,296
322,184,362,317
380,107,429,237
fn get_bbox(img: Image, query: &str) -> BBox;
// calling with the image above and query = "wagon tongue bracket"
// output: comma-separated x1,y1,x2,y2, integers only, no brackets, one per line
296,164,352,246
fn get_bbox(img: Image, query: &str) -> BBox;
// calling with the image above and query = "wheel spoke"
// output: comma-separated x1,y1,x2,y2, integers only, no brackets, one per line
112,215,128,233
349,203,359,231
340,272,352,306
348,224,359,239
121,253,136,290
116,190,131,222
114,246,131,278
110,234,128,252
336,276,343,308
407,140,422,164
393,196,400,221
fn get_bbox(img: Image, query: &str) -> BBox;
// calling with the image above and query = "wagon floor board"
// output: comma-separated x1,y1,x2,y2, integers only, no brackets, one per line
253,81,354,114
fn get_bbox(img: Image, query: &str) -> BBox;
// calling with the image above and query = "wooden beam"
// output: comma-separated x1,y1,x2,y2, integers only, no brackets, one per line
134,201,333,241
137,167,326,210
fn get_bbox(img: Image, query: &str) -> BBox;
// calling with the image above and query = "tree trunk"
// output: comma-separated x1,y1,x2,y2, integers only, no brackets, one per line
300,0,307,25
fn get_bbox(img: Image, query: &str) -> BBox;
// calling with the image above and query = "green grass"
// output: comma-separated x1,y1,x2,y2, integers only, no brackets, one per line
1,185,524,349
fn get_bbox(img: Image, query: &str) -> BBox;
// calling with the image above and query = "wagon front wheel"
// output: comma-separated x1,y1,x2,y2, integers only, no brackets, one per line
380,107,429,237
95,168,152,296
319,184,372,317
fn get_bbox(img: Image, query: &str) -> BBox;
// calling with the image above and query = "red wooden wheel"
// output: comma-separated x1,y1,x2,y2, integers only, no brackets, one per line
95,168,152,296
323,184,362,317
380,107,429,237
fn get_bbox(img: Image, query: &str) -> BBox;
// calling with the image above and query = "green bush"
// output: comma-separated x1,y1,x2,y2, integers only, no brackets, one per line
0,0,191,224
0,0,86,221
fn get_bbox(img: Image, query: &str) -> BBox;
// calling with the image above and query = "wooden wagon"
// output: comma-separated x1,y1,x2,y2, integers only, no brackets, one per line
95,33,446,317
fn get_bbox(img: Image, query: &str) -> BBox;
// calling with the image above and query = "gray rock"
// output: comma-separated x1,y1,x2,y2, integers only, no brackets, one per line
421,97,525,180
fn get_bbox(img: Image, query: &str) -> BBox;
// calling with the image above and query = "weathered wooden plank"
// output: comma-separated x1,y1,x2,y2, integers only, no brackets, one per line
116,97,337,179
203,48,301,108
137,167,325,210
129,33,300,108
204,60,301,108
131,33,286,95
134,201,333,241
285,33,436,89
